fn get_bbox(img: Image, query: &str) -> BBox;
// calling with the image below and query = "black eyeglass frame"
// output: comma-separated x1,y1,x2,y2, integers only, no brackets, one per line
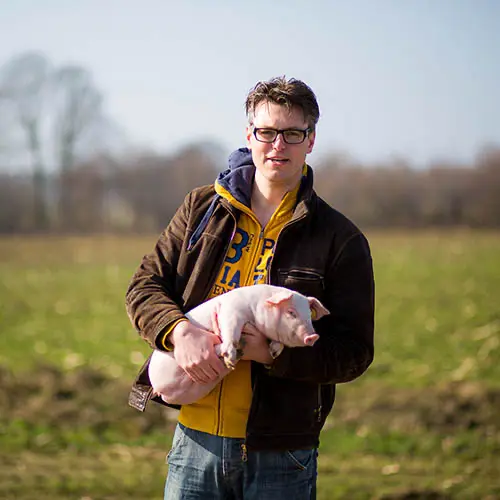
252,127,311,145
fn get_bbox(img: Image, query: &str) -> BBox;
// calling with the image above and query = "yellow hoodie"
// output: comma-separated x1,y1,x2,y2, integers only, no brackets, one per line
178,176,302,438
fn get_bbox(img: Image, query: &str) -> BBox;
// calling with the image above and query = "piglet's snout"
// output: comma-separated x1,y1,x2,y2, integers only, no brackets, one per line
303,333,319,346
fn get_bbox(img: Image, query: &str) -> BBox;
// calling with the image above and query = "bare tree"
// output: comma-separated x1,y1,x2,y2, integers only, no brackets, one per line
0,52,51,230
52,65,103,228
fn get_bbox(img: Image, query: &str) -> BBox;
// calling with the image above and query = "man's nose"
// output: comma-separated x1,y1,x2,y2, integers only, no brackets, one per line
272,133,287,150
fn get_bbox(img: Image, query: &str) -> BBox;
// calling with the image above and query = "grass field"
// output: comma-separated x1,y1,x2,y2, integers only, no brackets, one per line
1,231,499,499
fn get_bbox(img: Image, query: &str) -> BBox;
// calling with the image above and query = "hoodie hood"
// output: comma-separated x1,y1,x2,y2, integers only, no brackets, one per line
228,147,254,171
216,147,255,207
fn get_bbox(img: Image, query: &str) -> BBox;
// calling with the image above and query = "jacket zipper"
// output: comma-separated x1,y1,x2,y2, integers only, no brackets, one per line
215,383,224,435
244,226,264,286
209,204,238,437
236,224,264,451
316,386,322,423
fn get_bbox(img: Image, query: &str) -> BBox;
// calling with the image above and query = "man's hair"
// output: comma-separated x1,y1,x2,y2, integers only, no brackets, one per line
245,76,320,131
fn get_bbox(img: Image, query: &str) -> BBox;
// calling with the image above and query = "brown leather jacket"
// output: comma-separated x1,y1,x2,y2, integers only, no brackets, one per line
126,160,374,451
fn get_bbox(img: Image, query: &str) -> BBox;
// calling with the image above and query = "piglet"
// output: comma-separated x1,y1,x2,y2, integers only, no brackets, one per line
148,284,329,405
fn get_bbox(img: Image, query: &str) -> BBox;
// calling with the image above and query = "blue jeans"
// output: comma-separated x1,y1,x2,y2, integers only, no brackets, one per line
165,423,318,499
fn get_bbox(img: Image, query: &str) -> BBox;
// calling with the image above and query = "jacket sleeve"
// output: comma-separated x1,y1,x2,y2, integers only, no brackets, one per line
125,192,193,350
267,233,375,384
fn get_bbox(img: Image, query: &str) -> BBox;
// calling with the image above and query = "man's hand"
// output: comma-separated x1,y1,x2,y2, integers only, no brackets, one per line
170,320,227,384
240,324,273,365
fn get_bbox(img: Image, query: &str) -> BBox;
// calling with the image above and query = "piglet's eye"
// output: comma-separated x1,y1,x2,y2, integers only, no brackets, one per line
287,309,297,318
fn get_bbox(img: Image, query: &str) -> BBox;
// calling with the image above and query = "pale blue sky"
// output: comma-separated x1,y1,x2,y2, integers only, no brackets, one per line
1,0,499,167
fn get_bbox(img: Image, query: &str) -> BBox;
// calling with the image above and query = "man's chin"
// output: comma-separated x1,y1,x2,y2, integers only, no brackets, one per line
262,170,302,187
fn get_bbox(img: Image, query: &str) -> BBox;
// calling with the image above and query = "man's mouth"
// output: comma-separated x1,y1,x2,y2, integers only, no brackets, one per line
267,157,289,164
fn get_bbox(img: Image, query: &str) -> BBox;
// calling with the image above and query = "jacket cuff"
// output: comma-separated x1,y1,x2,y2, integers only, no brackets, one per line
157,318,189,351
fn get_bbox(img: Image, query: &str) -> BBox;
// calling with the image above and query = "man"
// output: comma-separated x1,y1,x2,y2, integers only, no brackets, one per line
126,76,375,499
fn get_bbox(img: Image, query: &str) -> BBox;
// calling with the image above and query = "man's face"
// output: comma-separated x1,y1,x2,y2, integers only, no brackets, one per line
246,101,316,189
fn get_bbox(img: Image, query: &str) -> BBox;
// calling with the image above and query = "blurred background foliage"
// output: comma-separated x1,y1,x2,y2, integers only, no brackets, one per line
1,51,499,235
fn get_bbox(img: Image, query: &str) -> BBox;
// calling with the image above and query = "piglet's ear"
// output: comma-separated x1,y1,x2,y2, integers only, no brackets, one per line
266,291,294,306
308,297,330,320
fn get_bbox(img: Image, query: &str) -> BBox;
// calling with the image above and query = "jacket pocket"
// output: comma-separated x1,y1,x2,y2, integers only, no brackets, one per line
278,268,325,298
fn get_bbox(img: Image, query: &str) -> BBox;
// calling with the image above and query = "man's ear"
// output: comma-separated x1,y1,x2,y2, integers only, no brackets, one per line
245,125,253,150
306,130,316,154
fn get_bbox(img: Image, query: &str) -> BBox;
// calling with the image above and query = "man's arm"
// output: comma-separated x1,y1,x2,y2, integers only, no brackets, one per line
125,191,226,383
267,233,375,385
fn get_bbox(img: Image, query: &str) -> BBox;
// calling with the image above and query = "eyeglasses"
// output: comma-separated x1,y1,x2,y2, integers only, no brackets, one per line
252,127,311,145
